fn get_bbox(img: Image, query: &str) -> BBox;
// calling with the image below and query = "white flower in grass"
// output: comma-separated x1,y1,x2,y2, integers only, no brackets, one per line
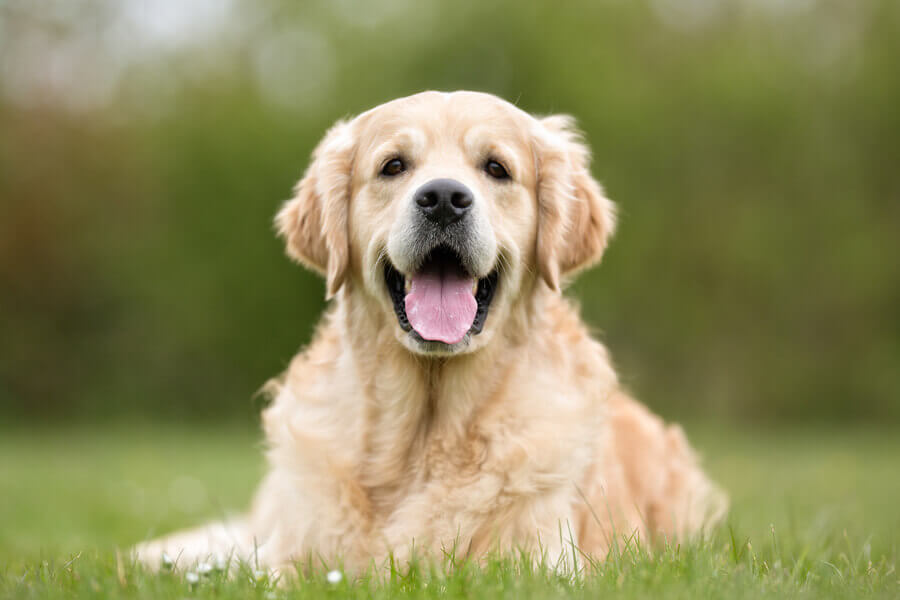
252,568,268,583
326,569,343,584
214,557,228,572
196,562,213,576
185,571,200,584
161,552,174,570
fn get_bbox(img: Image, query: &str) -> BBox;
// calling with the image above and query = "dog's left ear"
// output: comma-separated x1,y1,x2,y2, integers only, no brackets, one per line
533,115,617,291
275,120,355,299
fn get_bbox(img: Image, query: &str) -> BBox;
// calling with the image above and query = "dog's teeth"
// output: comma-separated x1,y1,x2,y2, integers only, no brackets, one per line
472,281,479,294
404,279,412,294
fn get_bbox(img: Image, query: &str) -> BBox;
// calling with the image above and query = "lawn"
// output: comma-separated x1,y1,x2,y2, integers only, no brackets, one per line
1,422,898,598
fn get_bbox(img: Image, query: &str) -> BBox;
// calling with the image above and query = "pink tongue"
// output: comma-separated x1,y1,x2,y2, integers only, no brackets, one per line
405,268,477,345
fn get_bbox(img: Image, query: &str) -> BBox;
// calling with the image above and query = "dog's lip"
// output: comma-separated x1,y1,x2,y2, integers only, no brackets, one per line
384,261,412,332
383,248,499,343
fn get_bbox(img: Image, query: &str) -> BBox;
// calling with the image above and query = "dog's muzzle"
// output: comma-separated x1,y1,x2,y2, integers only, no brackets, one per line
384,178,499,347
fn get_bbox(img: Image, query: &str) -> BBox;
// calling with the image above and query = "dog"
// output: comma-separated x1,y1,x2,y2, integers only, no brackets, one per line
135,91,726,574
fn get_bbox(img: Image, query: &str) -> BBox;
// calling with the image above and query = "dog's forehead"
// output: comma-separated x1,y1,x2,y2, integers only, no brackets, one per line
354,91,533,153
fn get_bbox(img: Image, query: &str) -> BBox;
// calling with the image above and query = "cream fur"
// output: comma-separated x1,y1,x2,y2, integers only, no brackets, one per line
134,91,727,575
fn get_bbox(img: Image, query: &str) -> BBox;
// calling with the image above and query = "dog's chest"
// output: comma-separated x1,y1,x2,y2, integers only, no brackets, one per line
355,421,491,522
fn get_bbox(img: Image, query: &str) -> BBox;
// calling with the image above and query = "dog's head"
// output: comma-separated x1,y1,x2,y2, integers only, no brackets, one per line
276,91,615,356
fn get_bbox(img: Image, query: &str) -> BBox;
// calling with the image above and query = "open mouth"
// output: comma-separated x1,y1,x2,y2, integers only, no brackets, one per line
384,246,499,346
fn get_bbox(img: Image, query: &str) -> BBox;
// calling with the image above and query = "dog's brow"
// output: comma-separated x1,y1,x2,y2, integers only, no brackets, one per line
464,127,521,178
371,128,426,162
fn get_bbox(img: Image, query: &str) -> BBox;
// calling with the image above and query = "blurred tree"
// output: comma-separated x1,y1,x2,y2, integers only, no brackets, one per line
1,0,898,423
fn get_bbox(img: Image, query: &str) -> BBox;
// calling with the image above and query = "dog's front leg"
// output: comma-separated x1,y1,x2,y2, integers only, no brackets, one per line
380,478,581,574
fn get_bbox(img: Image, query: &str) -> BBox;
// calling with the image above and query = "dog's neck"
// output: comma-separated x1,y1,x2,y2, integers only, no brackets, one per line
339,280,546,424
335,279,549,509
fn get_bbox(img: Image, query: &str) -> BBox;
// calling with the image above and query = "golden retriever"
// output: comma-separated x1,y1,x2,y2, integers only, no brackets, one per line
135,91,726,574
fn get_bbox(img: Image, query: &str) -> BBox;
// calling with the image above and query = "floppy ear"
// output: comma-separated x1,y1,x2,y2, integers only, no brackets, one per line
534,115,617,291
275,120,355,298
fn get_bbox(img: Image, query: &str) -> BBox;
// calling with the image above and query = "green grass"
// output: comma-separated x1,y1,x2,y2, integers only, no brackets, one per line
1,423,898,598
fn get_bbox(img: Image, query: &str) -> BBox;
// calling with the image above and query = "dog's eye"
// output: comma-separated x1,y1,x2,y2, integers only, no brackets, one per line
381,158,406,177
485,160,510,180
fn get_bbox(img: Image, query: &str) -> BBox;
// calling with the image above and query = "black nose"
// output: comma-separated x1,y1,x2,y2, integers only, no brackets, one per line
414,178,473,226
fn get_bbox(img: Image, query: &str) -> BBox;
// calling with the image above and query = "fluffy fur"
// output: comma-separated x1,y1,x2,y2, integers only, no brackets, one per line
135,91,726,574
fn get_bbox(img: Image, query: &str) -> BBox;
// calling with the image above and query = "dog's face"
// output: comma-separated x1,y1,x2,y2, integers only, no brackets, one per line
276,91,616,356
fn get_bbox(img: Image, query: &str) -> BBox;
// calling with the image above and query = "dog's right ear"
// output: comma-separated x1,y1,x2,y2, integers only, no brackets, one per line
275,120,355,299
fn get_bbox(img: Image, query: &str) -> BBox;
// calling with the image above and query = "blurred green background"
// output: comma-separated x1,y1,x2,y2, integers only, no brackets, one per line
1,0,898,425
